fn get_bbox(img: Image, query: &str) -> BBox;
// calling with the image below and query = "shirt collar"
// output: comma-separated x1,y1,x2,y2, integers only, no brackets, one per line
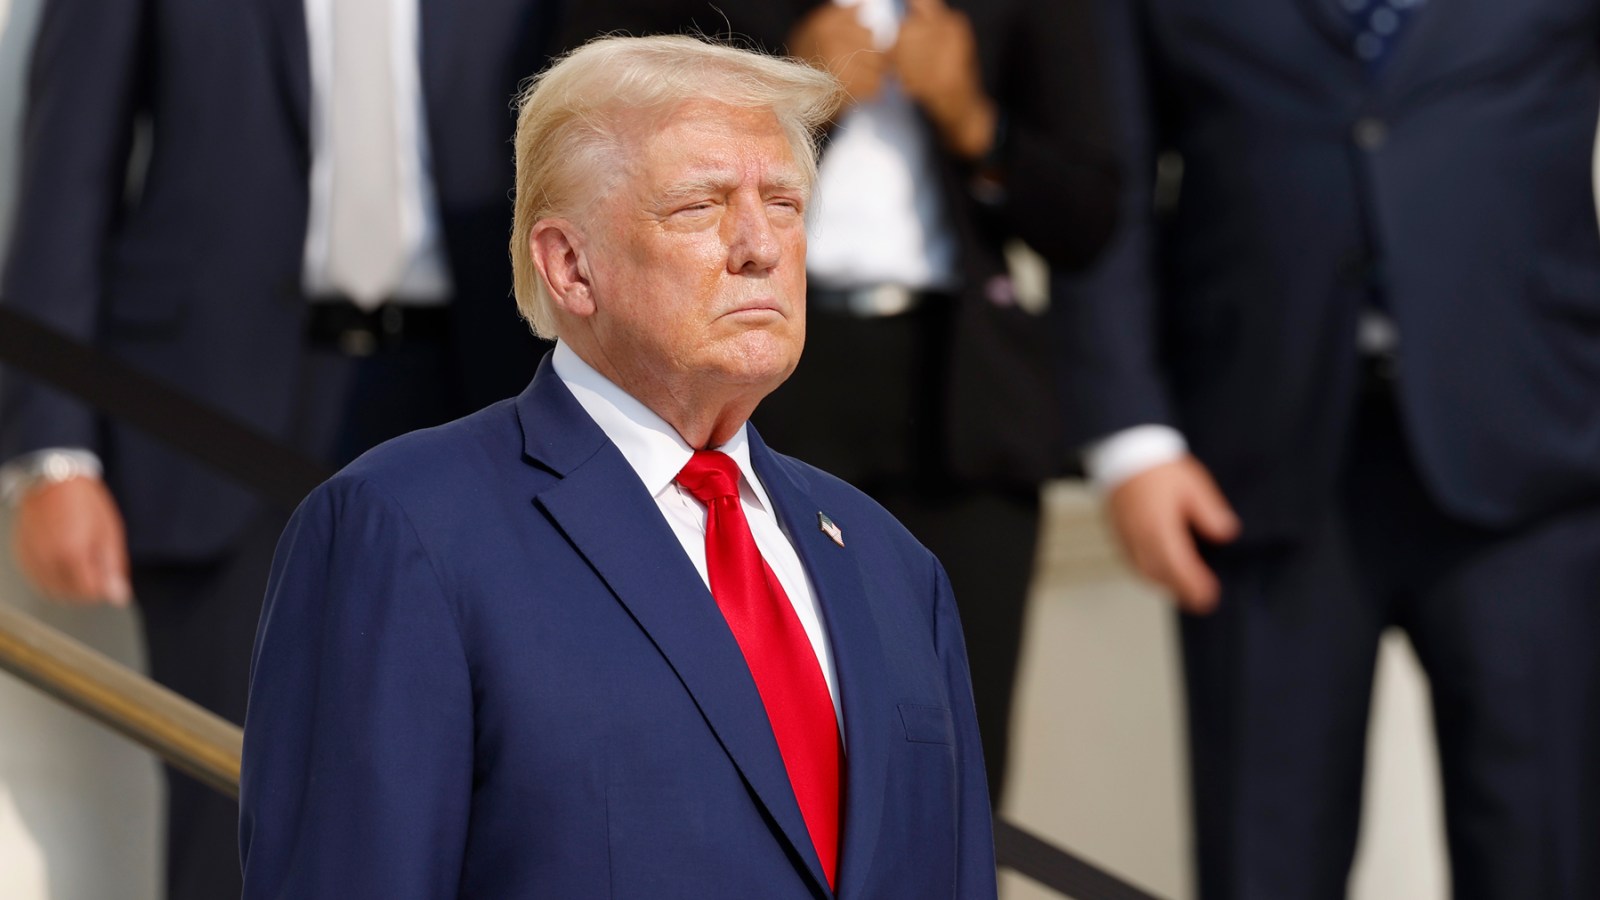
551,341,775,511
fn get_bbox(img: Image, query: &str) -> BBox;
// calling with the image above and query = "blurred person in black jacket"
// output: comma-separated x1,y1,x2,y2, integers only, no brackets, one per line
0,0,562,896
1057,0,1600,896
562,0,1119,802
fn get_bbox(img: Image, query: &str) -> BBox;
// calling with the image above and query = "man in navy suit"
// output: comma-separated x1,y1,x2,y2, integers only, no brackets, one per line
1057,0,1600,897
240,35,996,898
0,1,559,896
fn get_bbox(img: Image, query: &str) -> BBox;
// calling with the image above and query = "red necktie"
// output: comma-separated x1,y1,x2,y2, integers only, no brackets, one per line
676,450,843,888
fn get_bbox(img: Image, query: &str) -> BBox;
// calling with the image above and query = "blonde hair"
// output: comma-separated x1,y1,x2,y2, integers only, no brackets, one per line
508,34,843,339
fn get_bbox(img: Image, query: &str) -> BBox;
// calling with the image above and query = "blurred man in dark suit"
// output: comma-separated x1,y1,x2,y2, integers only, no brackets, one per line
1058,1,1600,897
0,1,561,896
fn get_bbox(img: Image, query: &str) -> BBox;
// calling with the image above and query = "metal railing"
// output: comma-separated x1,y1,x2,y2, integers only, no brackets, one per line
0,596,242,798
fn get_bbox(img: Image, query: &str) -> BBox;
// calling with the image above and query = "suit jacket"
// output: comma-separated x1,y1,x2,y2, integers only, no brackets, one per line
560,0,1120,484
239,355,997,899
0,0,560,560
1056,0,1600,537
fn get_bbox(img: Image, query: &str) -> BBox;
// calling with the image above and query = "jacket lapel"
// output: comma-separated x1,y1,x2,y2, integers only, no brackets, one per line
1294,0,1361,58
1371,0,1453,98
517,361,833,898
748,431,893,900
253,0,311,150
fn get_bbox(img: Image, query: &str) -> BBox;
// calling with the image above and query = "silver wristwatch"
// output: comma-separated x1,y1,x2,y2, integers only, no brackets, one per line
0,449,104,508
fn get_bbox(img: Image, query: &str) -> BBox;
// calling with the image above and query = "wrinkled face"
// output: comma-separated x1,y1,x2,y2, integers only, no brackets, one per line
583,100,808,401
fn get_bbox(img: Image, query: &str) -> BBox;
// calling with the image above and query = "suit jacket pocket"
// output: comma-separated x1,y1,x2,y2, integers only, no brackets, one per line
899,704,955,745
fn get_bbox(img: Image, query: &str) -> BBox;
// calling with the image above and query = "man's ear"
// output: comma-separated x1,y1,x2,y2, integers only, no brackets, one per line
530,219,595,317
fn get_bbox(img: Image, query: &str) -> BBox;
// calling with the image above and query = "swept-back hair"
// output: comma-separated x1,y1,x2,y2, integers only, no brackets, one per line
509,34,843,339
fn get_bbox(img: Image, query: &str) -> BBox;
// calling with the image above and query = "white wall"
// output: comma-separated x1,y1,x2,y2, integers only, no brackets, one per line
0,520,162,900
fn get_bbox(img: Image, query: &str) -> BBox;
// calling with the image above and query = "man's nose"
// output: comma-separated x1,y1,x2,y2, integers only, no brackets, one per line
725,196,782,274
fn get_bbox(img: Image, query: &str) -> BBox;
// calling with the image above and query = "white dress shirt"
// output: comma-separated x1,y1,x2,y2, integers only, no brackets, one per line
551,342,844,732
300,0,452,303
806,0,956,295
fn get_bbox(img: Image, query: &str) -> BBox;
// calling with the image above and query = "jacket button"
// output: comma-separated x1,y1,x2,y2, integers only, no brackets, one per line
1353,117,1388,151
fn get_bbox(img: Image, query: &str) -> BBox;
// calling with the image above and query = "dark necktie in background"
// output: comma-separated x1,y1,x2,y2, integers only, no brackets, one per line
1346,0,1425,327
1344,0,1425,75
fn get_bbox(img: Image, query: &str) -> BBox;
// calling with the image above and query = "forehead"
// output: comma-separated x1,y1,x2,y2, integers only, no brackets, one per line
621,100,802,187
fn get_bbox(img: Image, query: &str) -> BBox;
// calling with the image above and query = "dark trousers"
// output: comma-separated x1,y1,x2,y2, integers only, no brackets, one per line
134,334,458,900
755,302,1039,803
135,515,283,900
1183,377,1600,900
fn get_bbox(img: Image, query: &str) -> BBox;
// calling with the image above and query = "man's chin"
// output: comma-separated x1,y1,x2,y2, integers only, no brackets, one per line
703,344,799,393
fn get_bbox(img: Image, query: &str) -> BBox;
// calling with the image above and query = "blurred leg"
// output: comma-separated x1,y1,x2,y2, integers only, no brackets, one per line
1339,373,1600,899
1403,505,1600,900
136,512,284,900
1182,525,1384,900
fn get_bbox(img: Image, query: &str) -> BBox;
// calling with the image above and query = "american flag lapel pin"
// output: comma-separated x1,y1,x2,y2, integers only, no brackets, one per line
817,512,844,548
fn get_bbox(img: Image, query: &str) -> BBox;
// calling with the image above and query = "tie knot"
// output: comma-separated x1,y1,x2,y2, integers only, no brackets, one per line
675,450,742,504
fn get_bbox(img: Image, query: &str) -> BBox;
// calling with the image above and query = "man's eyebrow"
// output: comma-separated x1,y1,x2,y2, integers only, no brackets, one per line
656,169,810,203
657,173,736,203
765,171,810,195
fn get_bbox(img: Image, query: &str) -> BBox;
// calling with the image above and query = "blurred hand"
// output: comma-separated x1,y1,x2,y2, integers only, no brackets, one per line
891,0,997,160
1105,455,1240,614
11,476,132,607
788,4,889,106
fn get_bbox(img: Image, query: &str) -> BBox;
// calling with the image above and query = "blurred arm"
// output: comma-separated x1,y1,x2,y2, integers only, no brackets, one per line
0,0,145,603
1054,0,1174,458
963,0,1123,272
1,0,146,457
1054,1,1240,613
2,450,131,606
1081,424,1188,494
1084,427,1240,613
890,0,996,160
787,3,889,108
1100,452,1238,615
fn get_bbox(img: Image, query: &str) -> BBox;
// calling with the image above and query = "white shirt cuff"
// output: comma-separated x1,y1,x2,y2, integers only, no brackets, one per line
1081,425,1189,494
